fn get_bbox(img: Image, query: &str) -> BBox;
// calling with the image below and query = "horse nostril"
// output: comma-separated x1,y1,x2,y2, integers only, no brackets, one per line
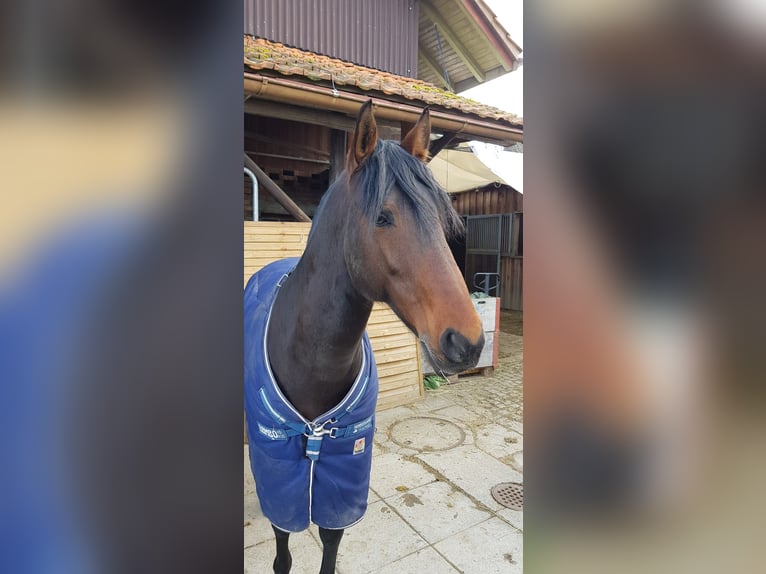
440,328,480,365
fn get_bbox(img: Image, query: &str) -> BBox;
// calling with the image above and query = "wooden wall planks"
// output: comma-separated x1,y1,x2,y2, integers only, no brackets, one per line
450,185,523,215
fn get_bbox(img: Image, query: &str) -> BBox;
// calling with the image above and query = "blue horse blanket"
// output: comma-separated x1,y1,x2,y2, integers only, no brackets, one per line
244,258,379,532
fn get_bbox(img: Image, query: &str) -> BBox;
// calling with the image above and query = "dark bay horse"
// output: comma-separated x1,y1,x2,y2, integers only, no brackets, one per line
244,100,484,574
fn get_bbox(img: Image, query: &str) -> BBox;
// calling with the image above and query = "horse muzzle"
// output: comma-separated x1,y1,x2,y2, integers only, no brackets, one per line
423,329,485,374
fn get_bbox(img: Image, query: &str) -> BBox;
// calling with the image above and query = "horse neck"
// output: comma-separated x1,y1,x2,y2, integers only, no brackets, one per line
266,184,373,418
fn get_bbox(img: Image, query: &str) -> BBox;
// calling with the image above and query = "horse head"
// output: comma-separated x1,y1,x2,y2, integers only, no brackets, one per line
342,100,484,374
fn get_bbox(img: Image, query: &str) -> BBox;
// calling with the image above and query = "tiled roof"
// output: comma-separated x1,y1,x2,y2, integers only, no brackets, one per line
244,36,522,128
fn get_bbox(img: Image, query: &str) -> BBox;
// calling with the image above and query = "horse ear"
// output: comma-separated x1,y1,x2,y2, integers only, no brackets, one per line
401,107,431,161
348,100,378,171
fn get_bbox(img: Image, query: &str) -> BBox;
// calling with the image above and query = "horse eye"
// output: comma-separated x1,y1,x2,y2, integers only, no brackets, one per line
375,211,393,227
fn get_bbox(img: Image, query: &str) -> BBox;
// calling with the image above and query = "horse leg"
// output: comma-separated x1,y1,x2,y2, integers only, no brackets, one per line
318,527,344,574
272,525,292,574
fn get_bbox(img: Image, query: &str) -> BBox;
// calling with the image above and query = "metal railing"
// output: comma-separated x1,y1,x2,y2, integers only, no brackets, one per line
244,167,258,221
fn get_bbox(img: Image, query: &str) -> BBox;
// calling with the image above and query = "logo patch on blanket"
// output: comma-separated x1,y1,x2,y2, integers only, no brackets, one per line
244,258,379,533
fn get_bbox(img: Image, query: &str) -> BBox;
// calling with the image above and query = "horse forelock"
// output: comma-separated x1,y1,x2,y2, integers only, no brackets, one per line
353,140,463,239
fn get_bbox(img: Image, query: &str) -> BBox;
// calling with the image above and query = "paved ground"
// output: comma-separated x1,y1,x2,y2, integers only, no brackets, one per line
245,311,523,573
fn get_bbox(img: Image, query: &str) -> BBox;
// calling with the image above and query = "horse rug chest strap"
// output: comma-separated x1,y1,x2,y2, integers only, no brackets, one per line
257,382,374,461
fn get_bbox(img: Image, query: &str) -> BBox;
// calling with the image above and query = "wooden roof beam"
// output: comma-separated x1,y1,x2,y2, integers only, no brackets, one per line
245,73,524,145
418,47,452,90
427,131,459,160
421,0,485,84
458,0,522,72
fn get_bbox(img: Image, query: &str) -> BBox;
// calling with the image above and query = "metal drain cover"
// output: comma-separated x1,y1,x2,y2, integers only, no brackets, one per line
491,482,523,510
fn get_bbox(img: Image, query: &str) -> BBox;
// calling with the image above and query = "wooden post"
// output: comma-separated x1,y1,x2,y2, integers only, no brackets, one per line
329,129,347,184
244,153,311,222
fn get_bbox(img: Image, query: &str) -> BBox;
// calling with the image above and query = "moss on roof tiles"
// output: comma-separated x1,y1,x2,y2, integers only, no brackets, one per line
244,36,522,128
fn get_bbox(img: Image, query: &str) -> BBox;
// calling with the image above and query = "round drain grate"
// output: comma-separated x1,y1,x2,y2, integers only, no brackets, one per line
491,482,523,510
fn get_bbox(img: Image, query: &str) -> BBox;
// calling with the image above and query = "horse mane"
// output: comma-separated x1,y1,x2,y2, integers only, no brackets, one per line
308,139,463,242
354,140,464,239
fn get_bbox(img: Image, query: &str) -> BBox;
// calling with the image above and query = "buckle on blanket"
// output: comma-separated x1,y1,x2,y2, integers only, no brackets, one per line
304,420,341,460
308,424,338,438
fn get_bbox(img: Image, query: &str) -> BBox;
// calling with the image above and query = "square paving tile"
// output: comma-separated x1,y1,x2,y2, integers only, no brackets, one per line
386,480,491,544
374,405,415,432
369,451,438,499
367,487,381,504
335,500,428,573
475,423,523,461
431,404,478,423
418,446,523,511
407,392,455,413
375,546,460,574
244,497,274,548
434,517,523,574
498,507,523,532
508,421,523,435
